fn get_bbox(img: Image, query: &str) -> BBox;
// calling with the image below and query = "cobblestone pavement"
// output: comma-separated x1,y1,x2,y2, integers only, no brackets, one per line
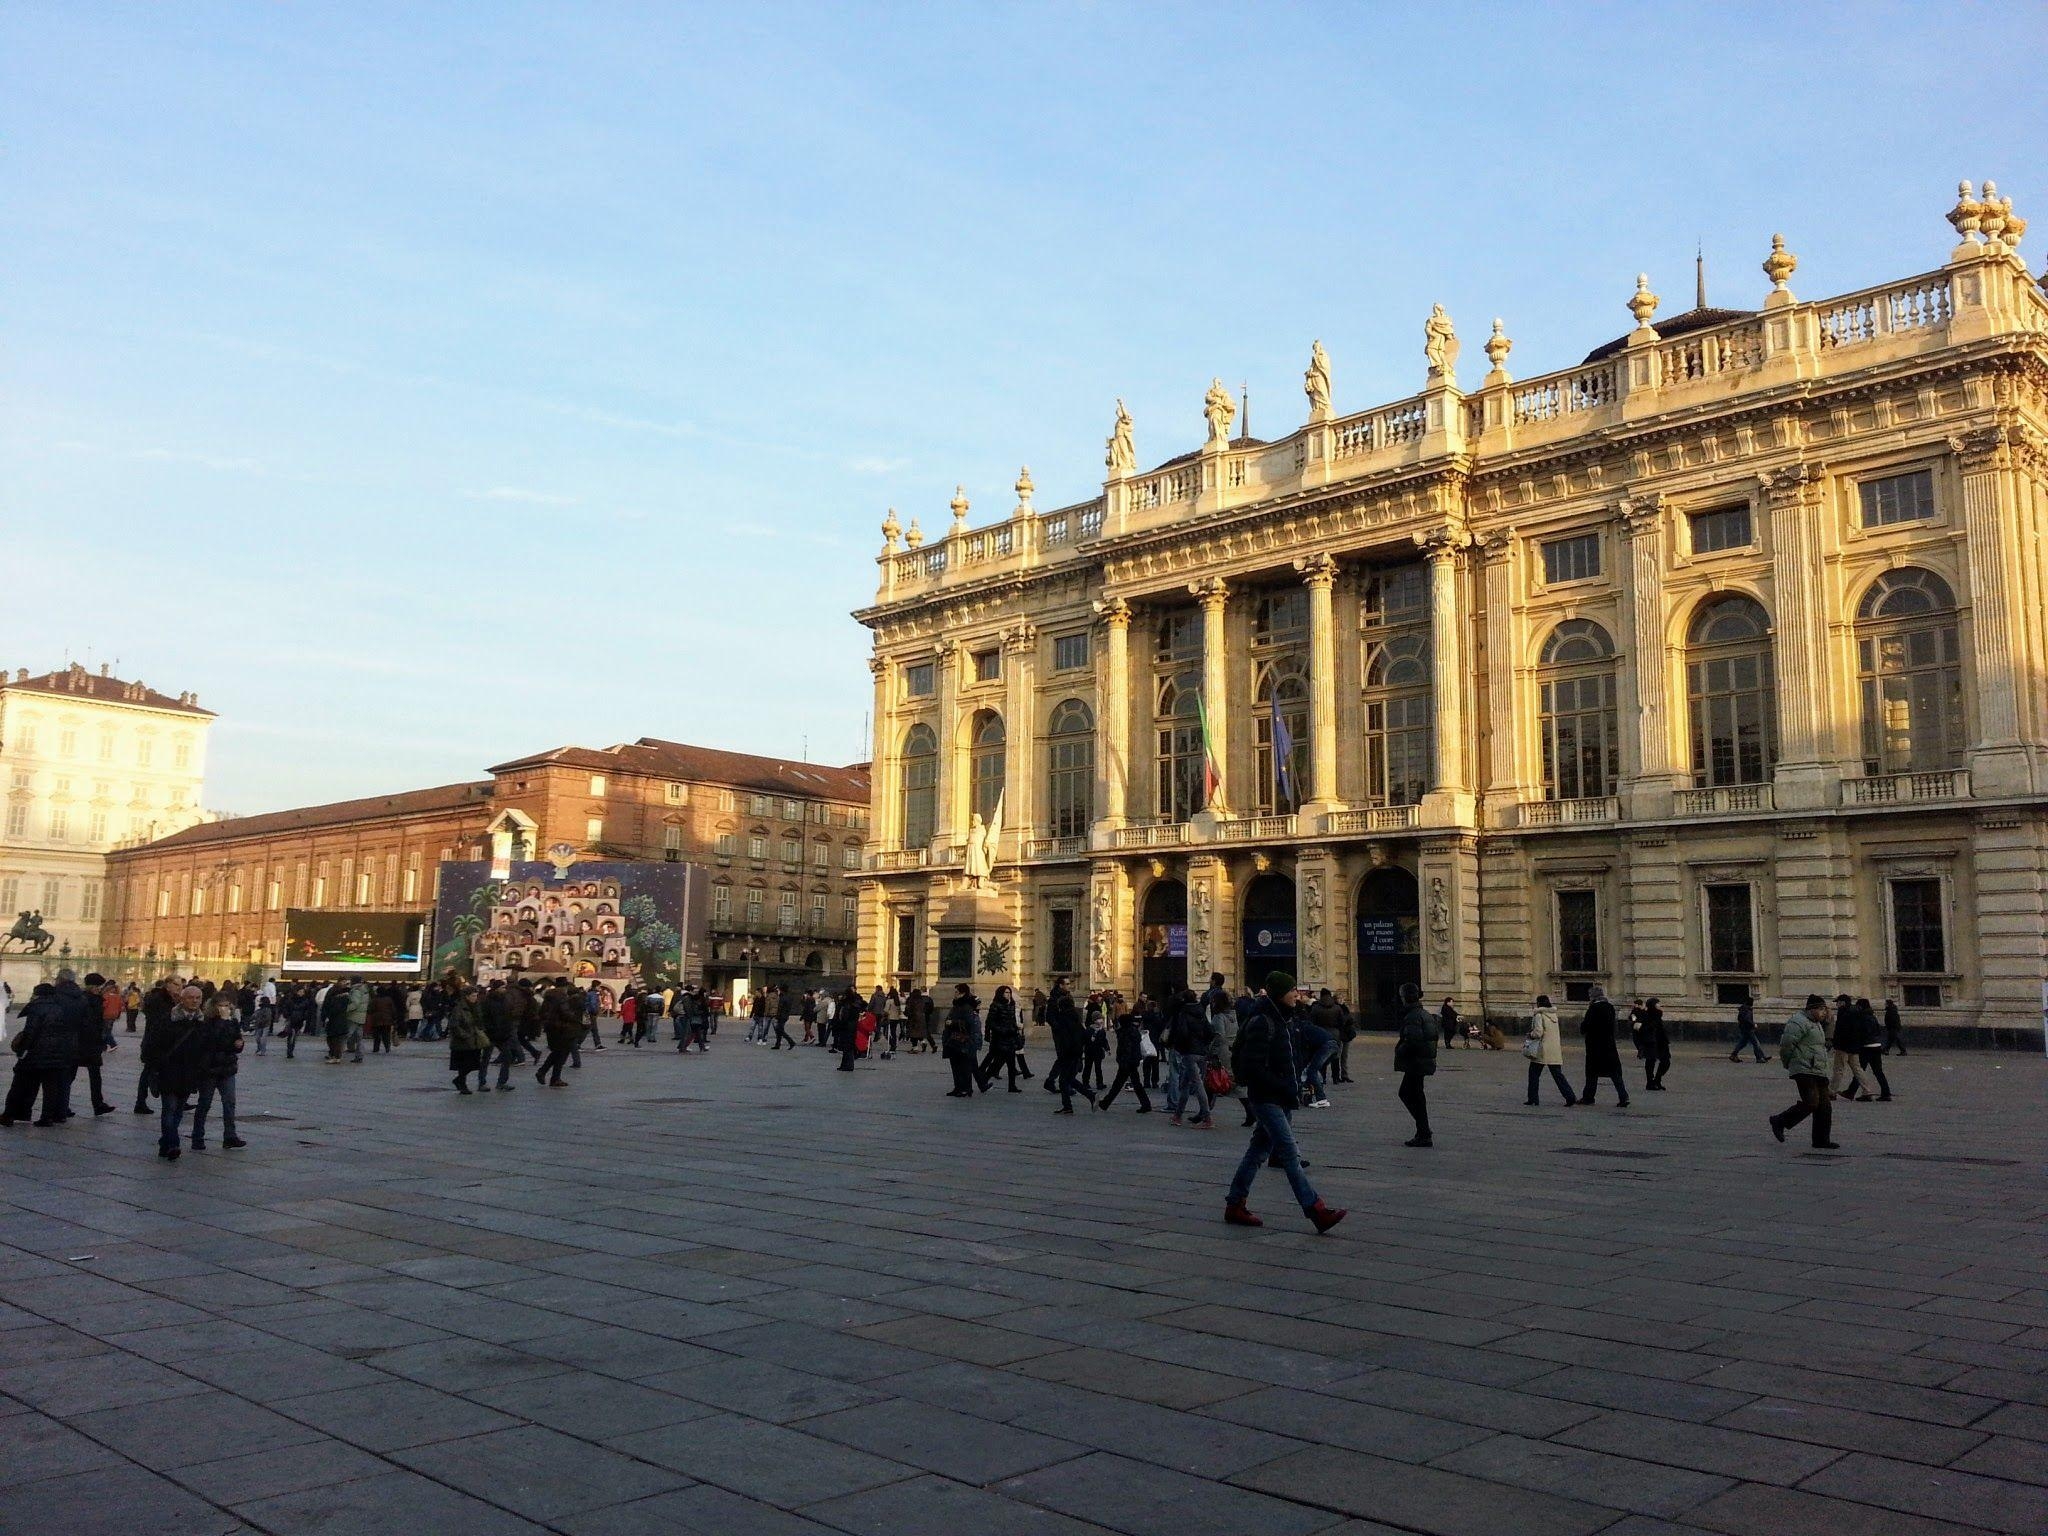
0,1029,2044,1535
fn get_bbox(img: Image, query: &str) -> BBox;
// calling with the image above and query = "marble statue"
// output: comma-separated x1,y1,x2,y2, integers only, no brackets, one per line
1424,304,1459,380
1304,340,1332,420
1106,399,1134,476
962,813,991,884
1203,377,1236,446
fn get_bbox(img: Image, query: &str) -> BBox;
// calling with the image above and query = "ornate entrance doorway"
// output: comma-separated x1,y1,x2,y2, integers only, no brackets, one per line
1239,872,1297,992
1139,878,1187,1001
1354,865,1420,1029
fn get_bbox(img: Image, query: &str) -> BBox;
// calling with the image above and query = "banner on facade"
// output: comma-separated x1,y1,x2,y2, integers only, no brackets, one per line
1243,921,1296,960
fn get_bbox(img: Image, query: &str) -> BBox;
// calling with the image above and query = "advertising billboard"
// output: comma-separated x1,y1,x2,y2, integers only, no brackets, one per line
282,909,430,976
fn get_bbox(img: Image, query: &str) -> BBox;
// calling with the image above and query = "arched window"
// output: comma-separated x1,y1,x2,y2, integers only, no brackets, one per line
1045,699,1094,838
1253,656,1310,813
1537,619,1620,800
1363,630,1432,808
968,710,1005,825
1686,595,1777,786
1155,673,1204,822
900,724,937,847
1856,568,1962,774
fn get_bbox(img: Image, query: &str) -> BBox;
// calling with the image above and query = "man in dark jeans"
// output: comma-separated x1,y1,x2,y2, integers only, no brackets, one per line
1394,982,1437,1146
1224,971,1344,1233
1045,980,1095,1113
1769,995,1839,1150
1882,998,1908,1056
1730,991,1767,1062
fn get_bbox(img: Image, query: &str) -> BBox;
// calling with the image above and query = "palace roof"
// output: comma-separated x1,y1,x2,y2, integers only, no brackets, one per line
490,737,870,803
118,780,495,852
2,663,214,717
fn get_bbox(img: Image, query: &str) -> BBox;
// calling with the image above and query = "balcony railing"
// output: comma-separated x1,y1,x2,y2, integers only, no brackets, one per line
1024,834,1088,859
1842,768,1970,806
867,847,929,871
1323,805,1420,835
1211,814,1297,843
1110,821,1188,850
1520,796,1619,827
1675,783,1775,816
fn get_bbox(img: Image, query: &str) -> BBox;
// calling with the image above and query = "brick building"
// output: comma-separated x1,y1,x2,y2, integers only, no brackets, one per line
103,738,869,991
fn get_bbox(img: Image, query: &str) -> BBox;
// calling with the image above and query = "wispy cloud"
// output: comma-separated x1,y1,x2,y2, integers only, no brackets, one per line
847,454,910,476
51,439,269,476
462,485,580,507
538,401,702,440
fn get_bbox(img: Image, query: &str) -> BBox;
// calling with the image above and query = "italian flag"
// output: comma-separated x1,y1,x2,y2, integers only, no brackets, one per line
1195,693,1223,808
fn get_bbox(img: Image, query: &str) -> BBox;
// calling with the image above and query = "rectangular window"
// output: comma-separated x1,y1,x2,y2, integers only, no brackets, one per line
4,804,25,838
228,882,242,913
136,739,152,766
157,885,170,918
88,811,107,842
58,729,76,757
718,788,735,812
356,871,372,904
841,845,860,869
1049,908,1076,975
783,799,800,820
812,841,829,869
1556,890,1600,972
402,867,417,903
749,794,770,816
811,895,826,926
1703,883,1756,973
745,890,763,923
173,741,191,769
747,834,766,860
97,731,113,762
1688,503,1753,553
895,911,918,973
841,894,857,927
713,885,731,922
190,884,204,916
48,807,69,840
904,661,935,697
1053,633,1090,672
585,816,604,843
664,824,683,852
1859,468,1935,528
665,782,686,803
589,775,607,797
1541,532,1602,584
973,649,1001,683
1889,878,1946,974
0,877,16,911
1902,982,1942,1008
80,883,100,921
268,879,282,910
43,878,62,914
716,832,736,856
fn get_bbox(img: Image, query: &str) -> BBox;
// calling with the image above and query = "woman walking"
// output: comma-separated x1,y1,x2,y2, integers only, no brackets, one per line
447,985,489,1094
940,988,977,1097
1098,995,1154,1112
1636,997,1671,1091
1523,995,1576,1105
1395,982,1437,1147
979,985,1023,1091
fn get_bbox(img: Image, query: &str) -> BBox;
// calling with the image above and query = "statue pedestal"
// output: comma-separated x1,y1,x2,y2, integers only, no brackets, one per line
931,884,1021,995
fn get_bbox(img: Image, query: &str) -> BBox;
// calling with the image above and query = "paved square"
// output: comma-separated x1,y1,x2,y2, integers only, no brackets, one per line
1,1029,2043,1534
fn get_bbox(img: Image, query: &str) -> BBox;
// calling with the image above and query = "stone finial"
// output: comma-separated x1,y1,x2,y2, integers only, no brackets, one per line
1483,318,1512,384
1627,273,1660,338
1948,179,1984,252
881,507,902,553
1761,233,1798,307
948,485,970,536
905,517,924,549
1979,180,2008,248
1014,466,1034,514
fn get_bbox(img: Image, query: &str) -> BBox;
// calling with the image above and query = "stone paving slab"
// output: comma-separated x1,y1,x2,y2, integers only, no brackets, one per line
0,1034,2040,1533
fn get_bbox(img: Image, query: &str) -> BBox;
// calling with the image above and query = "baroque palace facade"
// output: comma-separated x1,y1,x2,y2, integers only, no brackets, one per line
857,186,2048,1039
101,738,869,993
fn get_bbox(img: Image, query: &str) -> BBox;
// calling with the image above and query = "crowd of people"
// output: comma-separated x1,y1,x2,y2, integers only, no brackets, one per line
2,961,1915,1192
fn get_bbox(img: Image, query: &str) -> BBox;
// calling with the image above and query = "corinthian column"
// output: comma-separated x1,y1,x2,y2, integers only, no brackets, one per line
1618,495,1678,814
1296,553,1340,811
1478,528,1519,813
1093,597,1131,832
1418,527,1467,793
1191,577,1231,814
1001,623,1036,856
931,638,959,849
1951,427,2036,792
868,654,892,849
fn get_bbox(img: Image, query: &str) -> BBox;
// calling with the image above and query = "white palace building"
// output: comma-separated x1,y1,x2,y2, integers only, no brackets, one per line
855,184,2048,1041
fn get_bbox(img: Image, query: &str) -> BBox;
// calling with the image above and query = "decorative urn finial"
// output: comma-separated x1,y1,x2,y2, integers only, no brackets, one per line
1014,466,1034,513
1627,272,1660,336
1483,317,1512,382
948,485,970,535
1948,179,1984,245
1979,180,2008,248
881,507,902,552
905,516,924,549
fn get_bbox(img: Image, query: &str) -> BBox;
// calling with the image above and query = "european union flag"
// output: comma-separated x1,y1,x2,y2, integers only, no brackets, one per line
1271,698,1296,810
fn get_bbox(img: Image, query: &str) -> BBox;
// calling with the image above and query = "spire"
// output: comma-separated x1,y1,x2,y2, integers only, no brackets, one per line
1696,245,1707,309
1238,381,1249,442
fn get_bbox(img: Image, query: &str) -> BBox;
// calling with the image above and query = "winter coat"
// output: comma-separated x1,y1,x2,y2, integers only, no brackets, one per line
1166,997,1213,1056
1394,1004,1438,1075
446,997,490,1055
479,989,514,1045
1230,996,1301,1108
141,1009,207,1097
939,1013,971,1059
1779,1012,1830,1078
1579,998,1622,1072
1046,990,1084,1057
1113,1012,1147,1067
985,994,1022,1052
49,980,103,1065
13,996,81,1072
1525,1006,1565,1066
344,984,370,1028
194,1014,243,1080
366,992,397,1033
1635,1003,1668,1052
541,988,584,1050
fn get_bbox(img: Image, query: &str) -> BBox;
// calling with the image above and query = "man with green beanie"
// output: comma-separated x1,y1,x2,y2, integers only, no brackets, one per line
1223,971,1346,1234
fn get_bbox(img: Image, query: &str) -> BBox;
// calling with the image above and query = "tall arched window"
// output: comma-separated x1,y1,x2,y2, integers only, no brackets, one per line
1362,563,1432,806
1046,699,1094,838
1253,656,1310,813
1856,568,1962,774
1686,595,1778,786
900,724,937,847
1537,618,1620,800
1155,673,1203,822
968,710,1005,824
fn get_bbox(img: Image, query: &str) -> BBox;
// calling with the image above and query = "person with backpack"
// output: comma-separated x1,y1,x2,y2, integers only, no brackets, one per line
1224,972,1345,1233
1,981,79,1127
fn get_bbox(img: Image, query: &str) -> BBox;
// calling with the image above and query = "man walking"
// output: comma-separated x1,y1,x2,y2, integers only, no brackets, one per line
1046,979,1096,1113
1164,986,1214,1126
190,997,246,1150
770,986,798,1050
479,980,517,1091
1394,982,1437,1146
1730,989,1766,1062
1769,994,1840,1150
143,984,207,1160
1223,972,1345,1233
1575,985,1630,1107
343,978,369,1063
1882,997,1908,1056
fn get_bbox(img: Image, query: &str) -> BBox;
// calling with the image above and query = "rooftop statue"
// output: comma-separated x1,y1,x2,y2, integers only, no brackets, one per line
1425,304,1459,381
1106,398,1134,476
1203,377,1236,446
1304,339,1332,421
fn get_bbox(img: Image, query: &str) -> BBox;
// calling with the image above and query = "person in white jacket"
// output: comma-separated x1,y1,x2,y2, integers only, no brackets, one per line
1523,995,1578,1106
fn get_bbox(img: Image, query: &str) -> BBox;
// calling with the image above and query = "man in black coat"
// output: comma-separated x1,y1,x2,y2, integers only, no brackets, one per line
135,978,179,1111
72,972,117,1117
2,981,81,1126
1223,972,1345,1233
1575,985,1630,1107
142,984,208,1159
1045,980,1095,1113
189,1001,246,1150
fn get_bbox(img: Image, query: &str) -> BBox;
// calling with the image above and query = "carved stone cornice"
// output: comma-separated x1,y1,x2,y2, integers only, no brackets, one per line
1761,462,1822,502
1617,491,1665,537
1000,621,1039,655
1091,595,1133,629
1948,424,2013,473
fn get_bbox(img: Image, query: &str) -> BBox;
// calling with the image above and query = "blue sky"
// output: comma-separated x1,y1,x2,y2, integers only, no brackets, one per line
4,3,2042,813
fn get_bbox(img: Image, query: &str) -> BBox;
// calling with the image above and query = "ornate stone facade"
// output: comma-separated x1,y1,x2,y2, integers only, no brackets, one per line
856,194,2048,1038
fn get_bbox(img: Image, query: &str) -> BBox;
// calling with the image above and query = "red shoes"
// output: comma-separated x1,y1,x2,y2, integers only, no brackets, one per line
1223,1200,1264,1227
1307,1201,1348,1235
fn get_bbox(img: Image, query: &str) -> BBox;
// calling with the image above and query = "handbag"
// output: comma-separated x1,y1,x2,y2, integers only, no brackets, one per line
1137,1033,1158,1060
1204,1063,1234,1097
1521,1019,1543,1060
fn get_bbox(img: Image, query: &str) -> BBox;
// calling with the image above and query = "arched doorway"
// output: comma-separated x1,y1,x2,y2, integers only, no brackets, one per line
1354,865,1420,1030
1239,872,1297,992
1139,878,1187,1001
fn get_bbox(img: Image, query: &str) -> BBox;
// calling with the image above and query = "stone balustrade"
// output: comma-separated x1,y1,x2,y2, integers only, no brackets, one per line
1841,768,1972,806
1674,783,1776,816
